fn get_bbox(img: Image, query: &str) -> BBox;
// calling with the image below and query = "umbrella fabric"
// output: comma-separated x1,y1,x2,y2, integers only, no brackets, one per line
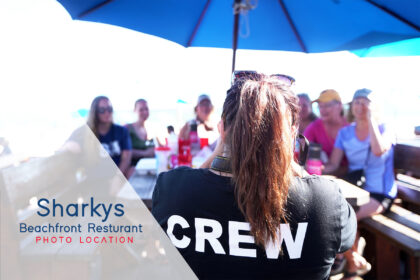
352,37,420,57
58,0,420,53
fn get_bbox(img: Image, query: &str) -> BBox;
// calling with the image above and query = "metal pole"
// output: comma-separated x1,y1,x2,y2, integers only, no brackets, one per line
232,0,241,73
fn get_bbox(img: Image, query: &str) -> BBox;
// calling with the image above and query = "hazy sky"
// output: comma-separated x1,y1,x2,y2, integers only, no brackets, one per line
1,0,419,156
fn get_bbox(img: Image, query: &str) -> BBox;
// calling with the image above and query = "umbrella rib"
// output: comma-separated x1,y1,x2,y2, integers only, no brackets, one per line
78,0,114,19
365,0,420,32
187,0,212,47
278,0,307,53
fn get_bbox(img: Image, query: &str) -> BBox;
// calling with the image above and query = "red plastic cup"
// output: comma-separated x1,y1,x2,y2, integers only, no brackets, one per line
200,138,209,149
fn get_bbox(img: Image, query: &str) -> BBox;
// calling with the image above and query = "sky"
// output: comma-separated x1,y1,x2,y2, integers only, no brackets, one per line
1,0,419,157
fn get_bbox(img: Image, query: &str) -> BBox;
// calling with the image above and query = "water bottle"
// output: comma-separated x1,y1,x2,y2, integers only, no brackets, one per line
306,143,323,175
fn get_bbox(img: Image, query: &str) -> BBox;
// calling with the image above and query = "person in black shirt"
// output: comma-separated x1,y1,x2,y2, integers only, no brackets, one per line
152,75,356,279
87,96,132,177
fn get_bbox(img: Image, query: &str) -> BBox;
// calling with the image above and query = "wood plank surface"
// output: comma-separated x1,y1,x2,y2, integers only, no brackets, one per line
128,173,156,201
129,172,371,208
322,175,370,207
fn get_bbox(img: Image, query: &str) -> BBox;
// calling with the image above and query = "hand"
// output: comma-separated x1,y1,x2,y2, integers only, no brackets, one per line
213,137,224,155
199,129,225,169
360,102,371,120
365,103,372,120
217,120,223,134
145,147,155,157
214,120,225,154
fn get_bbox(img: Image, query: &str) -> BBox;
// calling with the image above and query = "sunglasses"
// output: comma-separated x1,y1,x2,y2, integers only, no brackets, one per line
98,106,113,114
232,70,295,86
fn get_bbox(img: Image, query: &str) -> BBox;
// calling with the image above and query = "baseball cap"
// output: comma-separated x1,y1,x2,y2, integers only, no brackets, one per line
353,88,373,101
313,89,341,103
197,94,211,105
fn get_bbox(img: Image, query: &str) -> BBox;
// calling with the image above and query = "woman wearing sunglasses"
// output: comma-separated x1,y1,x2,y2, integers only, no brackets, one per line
324,89,396,279
152,75,356,279
87,96,132,177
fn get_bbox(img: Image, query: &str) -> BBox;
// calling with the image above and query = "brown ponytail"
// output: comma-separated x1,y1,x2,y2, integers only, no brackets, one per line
222,76,300,247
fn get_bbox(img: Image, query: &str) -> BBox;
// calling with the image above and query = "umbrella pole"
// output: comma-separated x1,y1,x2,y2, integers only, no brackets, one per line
232,1,240,73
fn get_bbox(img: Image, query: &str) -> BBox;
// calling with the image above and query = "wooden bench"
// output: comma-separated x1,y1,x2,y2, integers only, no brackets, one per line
360,204,420,280
396,174,420,214
357,141,420,279
394,142,420,214
394,142,420,178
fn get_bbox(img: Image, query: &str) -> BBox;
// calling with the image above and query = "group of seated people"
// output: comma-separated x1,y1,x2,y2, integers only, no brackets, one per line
85,94,219,178
86,72,396,280
298,87,396,278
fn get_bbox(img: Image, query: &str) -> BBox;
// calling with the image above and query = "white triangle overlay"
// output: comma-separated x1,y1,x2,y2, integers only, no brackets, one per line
0,124,197,280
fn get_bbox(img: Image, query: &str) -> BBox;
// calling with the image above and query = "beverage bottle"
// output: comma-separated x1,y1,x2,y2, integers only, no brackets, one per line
189,122,200,156
178,138,191,167
306,143,323,175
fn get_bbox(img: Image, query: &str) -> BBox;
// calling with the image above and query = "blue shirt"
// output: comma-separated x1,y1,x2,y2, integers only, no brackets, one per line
99,124,132,166
334,123,397,198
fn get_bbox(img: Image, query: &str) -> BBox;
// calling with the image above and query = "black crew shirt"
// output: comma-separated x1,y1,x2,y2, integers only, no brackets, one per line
152,167,356,280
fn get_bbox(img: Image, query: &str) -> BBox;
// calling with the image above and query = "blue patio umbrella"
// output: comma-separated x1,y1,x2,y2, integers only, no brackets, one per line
352,37,420,57
57,0,420,71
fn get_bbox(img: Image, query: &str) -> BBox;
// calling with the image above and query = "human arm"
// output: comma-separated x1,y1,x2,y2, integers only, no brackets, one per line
119,150,132,177
199,138,224,168
368,117,391,156
132,147,155,158
358,101,390,157
323,147,344,174
323,127,346,174
200,120,224,169
179,122,190,140
118,127,132,177
337,188,357,253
